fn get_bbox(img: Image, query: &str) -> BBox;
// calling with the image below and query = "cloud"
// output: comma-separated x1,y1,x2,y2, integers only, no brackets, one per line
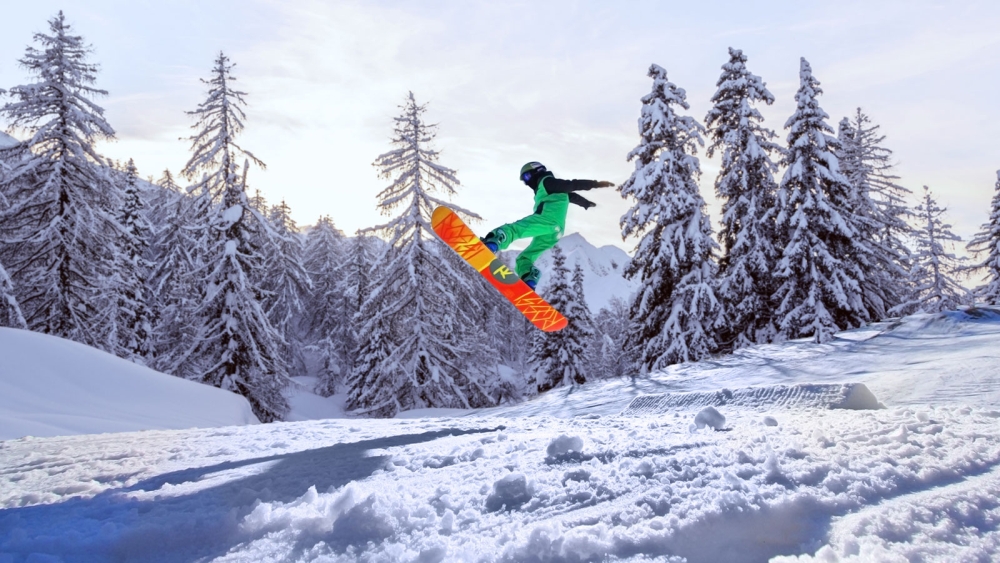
5,0,998,250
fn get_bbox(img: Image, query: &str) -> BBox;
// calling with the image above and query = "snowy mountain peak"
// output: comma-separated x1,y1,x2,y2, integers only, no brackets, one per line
532,232,636,313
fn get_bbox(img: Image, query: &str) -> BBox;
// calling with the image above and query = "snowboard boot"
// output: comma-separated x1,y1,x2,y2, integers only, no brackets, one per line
481,229,507,254
521,266,541,291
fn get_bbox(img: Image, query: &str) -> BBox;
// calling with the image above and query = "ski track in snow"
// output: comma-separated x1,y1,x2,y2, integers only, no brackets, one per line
1,309,1000,562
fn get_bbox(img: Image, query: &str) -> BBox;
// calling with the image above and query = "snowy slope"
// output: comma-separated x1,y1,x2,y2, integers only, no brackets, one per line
487,308,1000,419
0,328,259,440
2,309,999,562
514,232,637,313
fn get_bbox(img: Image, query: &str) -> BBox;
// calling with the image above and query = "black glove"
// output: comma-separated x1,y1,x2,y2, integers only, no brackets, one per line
570,193,596,209
596,181,615,188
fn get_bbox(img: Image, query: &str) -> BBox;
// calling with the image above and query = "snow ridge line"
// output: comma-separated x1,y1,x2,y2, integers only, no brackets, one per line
621,383,884,415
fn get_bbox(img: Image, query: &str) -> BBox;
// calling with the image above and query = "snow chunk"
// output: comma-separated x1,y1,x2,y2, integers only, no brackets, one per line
546,434,585,463
562,469,591,485
330,495,394,548
763,416,779,427
694,407,726,430
485,473,533,512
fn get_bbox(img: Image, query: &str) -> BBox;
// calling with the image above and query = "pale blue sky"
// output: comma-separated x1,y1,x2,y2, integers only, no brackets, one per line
2,1,999,252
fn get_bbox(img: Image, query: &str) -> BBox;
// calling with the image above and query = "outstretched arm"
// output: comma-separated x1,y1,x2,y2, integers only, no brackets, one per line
544,178,615,194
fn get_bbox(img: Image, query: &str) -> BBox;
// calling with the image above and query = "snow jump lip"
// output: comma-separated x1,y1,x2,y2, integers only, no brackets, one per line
621,383,885,416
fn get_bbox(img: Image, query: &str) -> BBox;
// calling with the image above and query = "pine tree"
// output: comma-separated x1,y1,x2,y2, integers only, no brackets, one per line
346,92,492,417
176,53,288,422
705,47,782,350
772,58,868,343
895,186,967,314
571,262,598,379
619,64,721,372
157,169,181,193
112,159,154,362
0,11,119,348
261,199,312,375
0,143,26,329
0,260,26,329
593,297,634,379
147,169,200,372
966,170,1000,305
836,109,911,319
248,188,268,216
302,215,347,396
531,247,591,391
342,232,383,402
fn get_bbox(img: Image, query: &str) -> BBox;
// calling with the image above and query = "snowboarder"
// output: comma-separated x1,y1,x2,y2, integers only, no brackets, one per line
480,162,614,290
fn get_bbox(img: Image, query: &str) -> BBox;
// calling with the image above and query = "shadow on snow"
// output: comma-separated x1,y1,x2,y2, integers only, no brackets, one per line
0,426,503,563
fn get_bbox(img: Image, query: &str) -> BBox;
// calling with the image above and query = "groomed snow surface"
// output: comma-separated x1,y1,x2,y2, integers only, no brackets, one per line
2,309,1000,562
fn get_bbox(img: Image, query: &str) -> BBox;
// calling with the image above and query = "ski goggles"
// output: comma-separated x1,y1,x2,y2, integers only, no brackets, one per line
522,168,544,182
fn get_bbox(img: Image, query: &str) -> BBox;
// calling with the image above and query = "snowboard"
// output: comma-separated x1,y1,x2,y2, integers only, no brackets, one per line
432,206,568,332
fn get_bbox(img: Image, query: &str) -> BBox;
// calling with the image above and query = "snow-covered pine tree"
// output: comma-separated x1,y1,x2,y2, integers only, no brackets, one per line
342,231,384,402
0,143,26,329
147,169,200,372
175,53,288,422
593,296,633,379
531,246,590,391
112,159,154,363
966,170,1000,305
705,47,782,350
248,189,268,216
158,169,180,193
619,64,722,372
771,58,868,343
302,215,347,396
895,186,967,314
570,262,598,379
0,11,119,348
0,259,26,329
346,92,492,417
261,199,312,375
836,109,911,318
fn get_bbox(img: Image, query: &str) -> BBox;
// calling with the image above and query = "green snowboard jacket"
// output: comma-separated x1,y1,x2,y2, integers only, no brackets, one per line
495,172,609,277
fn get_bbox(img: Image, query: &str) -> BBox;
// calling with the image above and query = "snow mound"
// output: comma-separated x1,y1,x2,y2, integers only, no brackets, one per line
485,473,533,512
881,306,1000,337
0,328,258,440
693,406,727,430
622,383,884,416
545,434,585,463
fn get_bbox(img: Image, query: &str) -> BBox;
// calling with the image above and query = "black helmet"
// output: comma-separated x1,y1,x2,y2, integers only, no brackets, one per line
519,161,547,184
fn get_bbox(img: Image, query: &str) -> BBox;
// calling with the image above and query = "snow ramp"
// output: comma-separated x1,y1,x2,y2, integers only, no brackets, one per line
877,306,1000,338
621,383,884,416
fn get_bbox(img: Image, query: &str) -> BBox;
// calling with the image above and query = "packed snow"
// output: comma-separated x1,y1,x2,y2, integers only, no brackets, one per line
0,328,258,440
1,309,1000,562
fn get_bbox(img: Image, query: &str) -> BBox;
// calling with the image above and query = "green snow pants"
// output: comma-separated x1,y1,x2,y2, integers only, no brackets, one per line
493,214,563,279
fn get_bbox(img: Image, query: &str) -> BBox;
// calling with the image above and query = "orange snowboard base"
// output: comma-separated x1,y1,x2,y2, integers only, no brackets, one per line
432,206,567,332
